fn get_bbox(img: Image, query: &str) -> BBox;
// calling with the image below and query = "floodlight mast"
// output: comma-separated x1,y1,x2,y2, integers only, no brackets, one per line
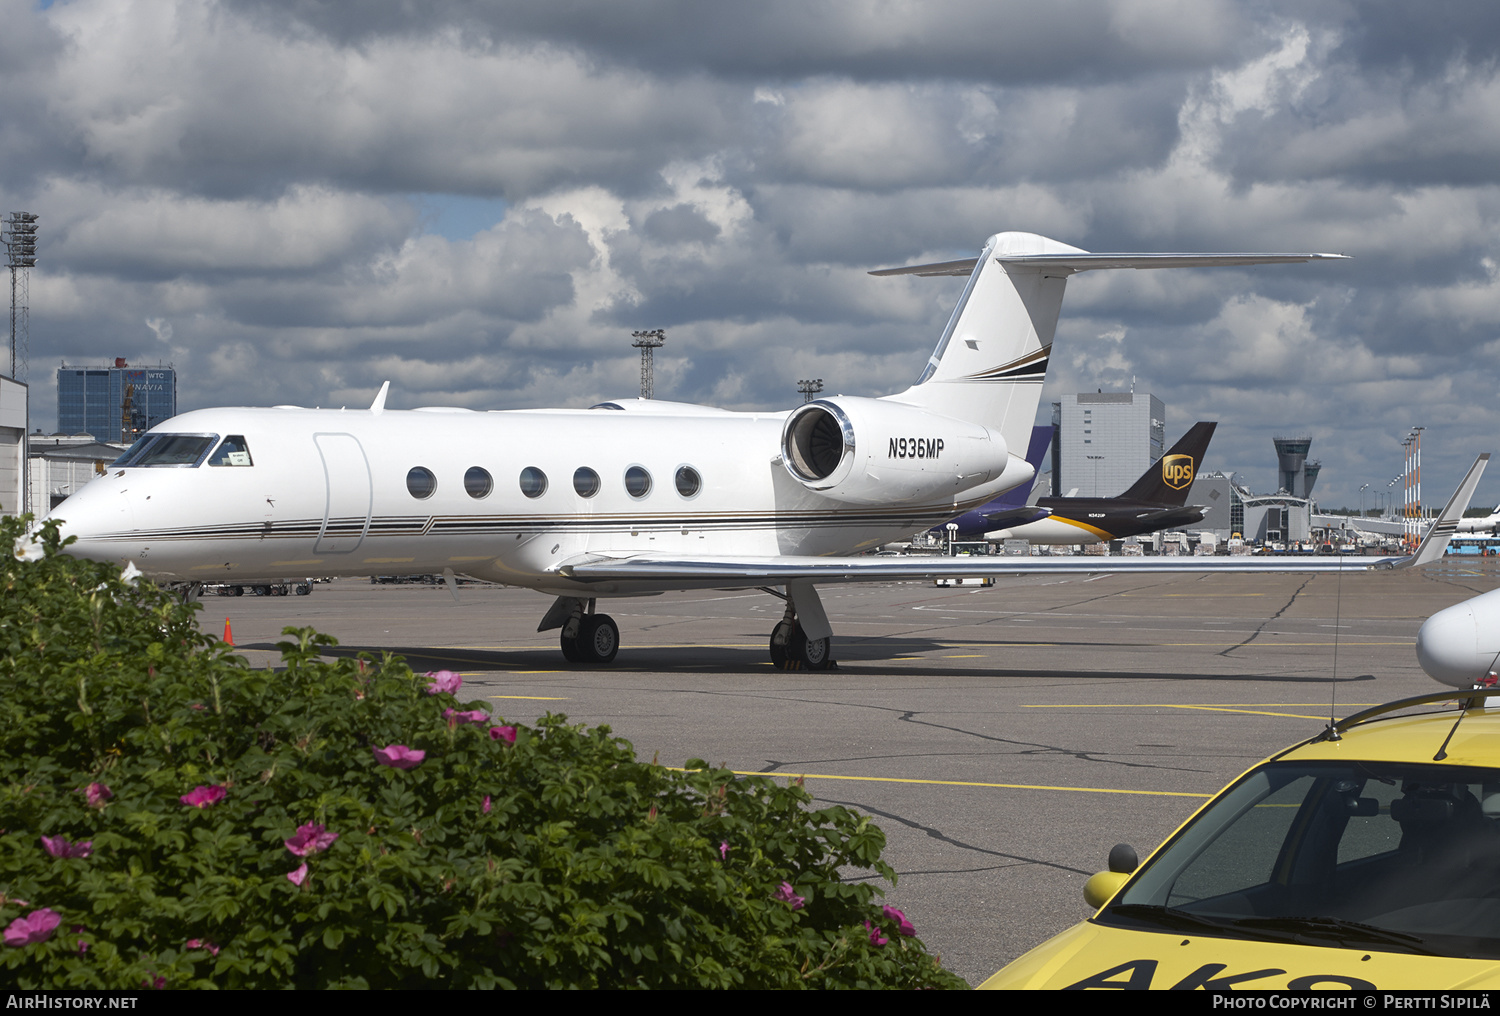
631,329,665,399
797,378,824,403
2,212,37,381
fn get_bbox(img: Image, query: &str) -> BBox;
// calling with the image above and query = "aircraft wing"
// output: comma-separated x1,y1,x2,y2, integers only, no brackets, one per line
978,506,1052,528
557,550,1408,589
555,453,1486,589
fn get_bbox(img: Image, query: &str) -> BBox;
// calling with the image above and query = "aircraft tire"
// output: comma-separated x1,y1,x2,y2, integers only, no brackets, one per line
769,621,792,668
581,614,620,664
295,583,311,596
560,629,583,663
792,629,832,671
231,585,244,596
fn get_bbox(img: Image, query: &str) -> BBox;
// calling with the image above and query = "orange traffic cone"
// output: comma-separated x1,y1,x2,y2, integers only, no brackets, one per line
223,618,234,646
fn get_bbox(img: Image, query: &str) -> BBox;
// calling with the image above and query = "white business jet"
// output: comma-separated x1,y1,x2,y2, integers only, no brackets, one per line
54,231,1431,670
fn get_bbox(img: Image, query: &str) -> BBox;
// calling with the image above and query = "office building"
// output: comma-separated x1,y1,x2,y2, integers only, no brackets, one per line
1052,390,1166,497
57,360,176,443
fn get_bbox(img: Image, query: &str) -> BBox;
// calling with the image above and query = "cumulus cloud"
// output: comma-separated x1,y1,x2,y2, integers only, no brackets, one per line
6,0,1500,508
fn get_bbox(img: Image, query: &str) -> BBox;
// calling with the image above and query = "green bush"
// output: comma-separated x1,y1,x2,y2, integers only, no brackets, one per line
0,518,965,989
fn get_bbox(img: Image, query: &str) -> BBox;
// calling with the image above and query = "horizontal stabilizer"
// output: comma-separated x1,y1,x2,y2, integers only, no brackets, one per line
872,252,1349,278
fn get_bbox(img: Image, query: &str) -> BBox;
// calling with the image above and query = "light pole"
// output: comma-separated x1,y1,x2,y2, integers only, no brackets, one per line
797,378,824,403
631,329,665,400
2,211,37,381
1359,483,1369,517
1086,454,1104,496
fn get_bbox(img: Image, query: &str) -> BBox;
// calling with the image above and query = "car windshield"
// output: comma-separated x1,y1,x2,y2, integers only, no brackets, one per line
1100,760,1500,960
111,433,218,468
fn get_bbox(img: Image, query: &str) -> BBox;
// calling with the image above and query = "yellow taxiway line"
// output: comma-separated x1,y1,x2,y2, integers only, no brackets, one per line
671,768,1212,799
1024,703,1381,720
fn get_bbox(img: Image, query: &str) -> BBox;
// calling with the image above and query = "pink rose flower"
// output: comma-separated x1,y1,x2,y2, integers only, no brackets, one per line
186,938,221,956
425,670,462,695
373,744,425,769
719,840,729,860
488,726,517,744
774,882,805,911
444,708,489,726
85,783,112,809
883,905,916,937
4,909,61,948
40,835,92,859
180,785,226,808
483,795,492,814
287,862,309,887
284,822,339,857
865,920,888,947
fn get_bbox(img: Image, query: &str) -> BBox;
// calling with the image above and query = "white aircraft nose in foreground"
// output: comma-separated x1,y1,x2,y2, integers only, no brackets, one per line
52,231,1393,669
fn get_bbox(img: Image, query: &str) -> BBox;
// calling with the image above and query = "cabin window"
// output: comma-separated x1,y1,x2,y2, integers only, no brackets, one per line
675,465,701,498
573,467,601,498
208,435,254,467
464,466,493,499
112,433,219,468
519,467,547,498
406,466,437,499
624,465,652,499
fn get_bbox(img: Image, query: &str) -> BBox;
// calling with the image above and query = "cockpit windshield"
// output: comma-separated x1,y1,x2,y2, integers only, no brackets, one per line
110,433,219,468
207,435,253,467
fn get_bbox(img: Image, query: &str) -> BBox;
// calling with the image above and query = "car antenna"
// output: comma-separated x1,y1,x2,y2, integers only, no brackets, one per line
1325,553,1344,741
1435,651,1500,760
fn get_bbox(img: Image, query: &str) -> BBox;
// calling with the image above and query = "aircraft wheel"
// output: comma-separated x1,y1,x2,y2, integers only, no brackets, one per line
580,614,619,664
769,621,792,669
560,628,583,663
253,585,270,597
791,628,832,671
231,585,244,597
295,583,311,596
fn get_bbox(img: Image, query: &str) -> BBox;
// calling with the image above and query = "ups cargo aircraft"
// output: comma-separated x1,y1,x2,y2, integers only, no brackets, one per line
53,230,1464,671
952,421,1218,545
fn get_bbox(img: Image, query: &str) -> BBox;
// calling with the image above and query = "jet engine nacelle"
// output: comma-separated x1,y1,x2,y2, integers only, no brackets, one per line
780,396,1014,505
1417,588,1500,689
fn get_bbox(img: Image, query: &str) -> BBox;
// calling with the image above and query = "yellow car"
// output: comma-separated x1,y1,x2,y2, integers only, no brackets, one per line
982,690,1500,990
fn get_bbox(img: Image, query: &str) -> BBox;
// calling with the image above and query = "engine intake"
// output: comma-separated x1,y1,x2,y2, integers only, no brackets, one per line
780,397,1014,506
785,402,853,482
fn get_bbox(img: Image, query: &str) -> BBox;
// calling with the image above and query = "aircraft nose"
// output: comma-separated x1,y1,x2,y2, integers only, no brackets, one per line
1416,597,1497,688
47,479,136,564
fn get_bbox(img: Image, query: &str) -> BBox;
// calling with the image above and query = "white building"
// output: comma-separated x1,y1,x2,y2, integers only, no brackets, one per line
1052,391,1165,497
0,376,26,517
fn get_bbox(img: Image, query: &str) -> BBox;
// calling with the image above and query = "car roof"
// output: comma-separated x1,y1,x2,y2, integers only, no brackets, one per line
1280,691,1500,768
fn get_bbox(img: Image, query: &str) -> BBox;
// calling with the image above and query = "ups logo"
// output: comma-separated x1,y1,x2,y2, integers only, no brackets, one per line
1161,454,1195,490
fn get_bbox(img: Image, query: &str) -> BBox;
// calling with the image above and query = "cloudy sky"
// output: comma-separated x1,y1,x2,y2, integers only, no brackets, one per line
5,0,1500,509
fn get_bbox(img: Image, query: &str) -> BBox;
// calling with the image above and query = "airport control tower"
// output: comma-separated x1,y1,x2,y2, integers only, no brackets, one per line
1273,436,1320,498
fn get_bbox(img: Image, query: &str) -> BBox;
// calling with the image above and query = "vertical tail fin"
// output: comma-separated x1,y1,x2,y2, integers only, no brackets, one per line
872,235,1345,463
879,231,1085,455
1119,422,1217,504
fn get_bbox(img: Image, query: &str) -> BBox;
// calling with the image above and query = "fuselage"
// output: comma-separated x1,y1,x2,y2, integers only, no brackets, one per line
49,400,1026,595
987,498,1209,545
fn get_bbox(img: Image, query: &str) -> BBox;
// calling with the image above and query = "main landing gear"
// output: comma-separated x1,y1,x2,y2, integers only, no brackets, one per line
538,596,619,665
537,581,836,670
765,581,836,671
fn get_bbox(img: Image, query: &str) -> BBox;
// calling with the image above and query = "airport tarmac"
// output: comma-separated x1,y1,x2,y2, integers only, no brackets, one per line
208,559,1500,986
